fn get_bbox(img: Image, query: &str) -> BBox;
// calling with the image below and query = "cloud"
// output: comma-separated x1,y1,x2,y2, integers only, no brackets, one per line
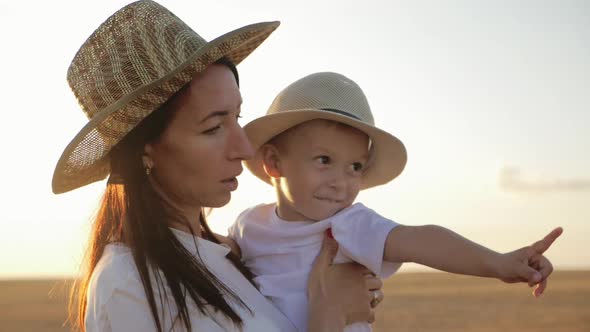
499,166,590,193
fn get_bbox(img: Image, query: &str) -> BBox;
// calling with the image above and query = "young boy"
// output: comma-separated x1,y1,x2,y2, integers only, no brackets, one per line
228,72,562,332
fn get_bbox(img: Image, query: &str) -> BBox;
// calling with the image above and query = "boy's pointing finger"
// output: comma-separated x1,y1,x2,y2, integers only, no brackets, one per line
531,227,563,254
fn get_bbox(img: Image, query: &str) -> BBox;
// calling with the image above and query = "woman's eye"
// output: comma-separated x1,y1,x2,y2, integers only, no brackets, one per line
351,162,364,172
203,125,221,134
316,155,331,165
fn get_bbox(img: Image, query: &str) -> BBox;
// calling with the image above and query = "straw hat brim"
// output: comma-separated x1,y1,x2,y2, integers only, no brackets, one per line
244,109,407,190
52,21,279,194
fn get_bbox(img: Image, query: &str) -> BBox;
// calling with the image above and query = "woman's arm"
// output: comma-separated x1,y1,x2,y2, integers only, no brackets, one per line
383,225,562,296
307,231,382,331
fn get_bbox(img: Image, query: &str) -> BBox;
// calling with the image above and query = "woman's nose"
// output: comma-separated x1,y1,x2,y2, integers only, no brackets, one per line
228,125,255,161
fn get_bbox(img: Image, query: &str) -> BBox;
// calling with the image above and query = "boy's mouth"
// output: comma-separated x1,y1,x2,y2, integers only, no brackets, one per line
314,196,343,203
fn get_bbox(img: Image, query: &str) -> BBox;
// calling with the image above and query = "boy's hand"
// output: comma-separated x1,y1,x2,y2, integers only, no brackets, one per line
499,227,563,297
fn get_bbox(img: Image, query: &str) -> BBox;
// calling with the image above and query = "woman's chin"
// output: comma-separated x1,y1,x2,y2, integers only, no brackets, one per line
204,193,232,208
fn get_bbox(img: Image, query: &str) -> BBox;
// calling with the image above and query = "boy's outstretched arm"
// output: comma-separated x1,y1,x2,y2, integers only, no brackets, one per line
383,225,563,297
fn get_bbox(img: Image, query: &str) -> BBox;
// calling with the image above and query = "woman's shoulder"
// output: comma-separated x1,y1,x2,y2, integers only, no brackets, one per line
94,243,137,278
87,244,143,306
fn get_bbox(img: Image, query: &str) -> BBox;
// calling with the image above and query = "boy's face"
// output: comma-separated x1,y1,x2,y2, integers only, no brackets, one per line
267,119,370,221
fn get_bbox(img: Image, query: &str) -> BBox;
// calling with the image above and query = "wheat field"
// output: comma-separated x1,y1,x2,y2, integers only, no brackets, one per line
0,270,588,332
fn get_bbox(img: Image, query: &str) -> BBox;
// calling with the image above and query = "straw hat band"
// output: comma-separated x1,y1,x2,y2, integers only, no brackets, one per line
320,108,362,121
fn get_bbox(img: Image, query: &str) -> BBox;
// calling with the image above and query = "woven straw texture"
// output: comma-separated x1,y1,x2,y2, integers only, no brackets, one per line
267,72,375,124
244,72,407,189
53,0,279,193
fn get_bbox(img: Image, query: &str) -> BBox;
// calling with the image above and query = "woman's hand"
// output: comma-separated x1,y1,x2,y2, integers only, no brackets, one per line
307,230,383,331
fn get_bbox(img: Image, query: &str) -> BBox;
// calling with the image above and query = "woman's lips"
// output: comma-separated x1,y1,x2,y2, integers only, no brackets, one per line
222,177,238,191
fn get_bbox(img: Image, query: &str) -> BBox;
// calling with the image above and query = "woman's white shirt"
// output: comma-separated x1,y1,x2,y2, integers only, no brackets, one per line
85,228,297,332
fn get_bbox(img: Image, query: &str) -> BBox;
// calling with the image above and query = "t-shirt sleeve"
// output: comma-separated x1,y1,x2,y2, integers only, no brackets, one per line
227,220,238,242
227,207,252,245
331,203,401,278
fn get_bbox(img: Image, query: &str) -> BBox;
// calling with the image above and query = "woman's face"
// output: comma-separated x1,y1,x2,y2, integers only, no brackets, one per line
144,64,254,210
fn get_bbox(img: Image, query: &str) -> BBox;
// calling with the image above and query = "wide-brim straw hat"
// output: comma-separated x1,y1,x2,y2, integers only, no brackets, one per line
52,0,279,194
244,72,407,190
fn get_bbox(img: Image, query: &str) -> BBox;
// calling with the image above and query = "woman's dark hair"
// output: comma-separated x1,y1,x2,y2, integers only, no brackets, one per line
69,58,254,332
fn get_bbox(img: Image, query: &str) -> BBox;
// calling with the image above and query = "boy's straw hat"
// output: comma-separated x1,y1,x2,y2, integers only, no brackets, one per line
52,0,279,194
244,72,407,189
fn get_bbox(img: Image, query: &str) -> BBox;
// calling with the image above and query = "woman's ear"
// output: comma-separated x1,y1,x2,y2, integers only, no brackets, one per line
142,144,155,170
261,144,282,178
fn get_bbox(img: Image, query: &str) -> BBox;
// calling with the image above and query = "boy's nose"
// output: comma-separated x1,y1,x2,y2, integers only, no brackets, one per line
327,173,347,190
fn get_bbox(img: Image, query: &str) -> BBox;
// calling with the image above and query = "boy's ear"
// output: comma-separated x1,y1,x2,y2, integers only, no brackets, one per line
260,144,282,179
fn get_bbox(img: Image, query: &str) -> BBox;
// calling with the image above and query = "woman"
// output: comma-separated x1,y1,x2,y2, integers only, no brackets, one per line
52,1,382,331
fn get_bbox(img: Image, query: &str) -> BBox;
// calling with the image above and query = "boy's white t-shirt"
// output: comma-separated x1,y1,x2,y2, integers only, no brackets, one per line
228,202,401,332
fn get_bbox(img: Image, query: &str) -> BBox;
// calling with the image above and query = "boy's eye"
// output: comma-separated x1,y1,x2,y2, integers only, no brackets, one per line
316,155,331,165
351,162,364,172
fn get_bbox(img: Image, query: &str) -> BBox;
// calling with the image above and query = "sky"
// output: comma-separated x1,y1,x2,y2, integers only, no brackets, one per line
0,0,588,279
